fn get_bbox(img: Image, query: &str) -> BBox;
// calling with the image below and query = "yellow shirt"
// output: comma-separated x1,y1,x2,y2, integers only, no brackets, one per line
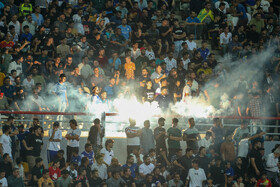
38,177,55,187
0,72,5,86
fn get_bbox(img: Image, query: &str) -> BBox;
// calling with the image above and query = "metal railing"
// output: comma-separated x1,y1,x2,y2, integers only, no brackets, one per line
0,111,279,137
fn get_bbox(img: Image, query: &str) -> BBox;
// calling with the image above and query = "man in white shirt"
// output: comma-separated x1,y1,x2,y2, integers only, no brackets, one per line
21,14,36,35
182,80,192,102
186,34,197,51
8,15,20,35
198,131,212,150
0,125,12,159
266,148,280,181
164,51,177,71
215,0,229,13
186,159,207,187
125,118,141,156
8,56,23,76
139,155,155,179
91,154,107,180
0,169,8,187
65,119,81,162
100,139,114,166
47,121,62,163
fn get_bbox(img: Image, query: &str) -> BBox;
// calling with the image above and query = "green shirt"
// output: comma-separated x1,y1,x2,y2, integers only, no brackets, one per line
7,175,25,187
167,127,182,149
56,176,71,187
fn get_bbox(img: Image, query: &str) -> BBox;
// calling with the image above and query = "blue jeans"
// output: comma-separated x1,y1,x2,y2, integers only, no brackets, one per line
47,150,58,163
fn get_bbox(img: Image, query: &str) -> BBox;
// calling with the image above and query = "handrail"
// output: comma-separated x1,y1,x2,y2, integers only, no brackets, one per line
1,110,280,120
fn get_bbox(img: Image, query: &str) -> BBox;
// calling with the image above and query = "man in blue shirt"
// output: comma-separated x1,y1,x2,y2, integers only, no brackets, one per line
186,11,203,39
198,40,210,60
233,0,248,27
52,74,68,121
117,18,132,40
0,77,16,104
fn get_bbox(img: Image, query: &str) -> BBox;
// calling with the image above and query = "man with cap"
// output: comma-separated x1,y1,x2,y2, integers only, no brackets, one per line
100,139,115,166
47,121,62,163
154,117,167,156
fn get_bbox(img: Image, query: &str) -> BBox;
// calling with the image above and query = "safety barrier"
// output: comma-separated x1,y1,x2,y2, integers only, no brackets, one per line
0,111,279,137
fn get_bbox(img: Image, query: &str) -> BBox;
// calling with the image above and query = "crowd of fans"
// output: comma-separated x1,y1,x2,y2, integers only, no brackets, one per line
0,0,280,186
0,115,280,187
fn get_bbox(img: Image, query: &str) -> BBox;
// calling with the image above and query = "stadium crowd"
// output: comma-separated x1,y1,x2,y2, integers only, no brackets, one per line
0,0,280,186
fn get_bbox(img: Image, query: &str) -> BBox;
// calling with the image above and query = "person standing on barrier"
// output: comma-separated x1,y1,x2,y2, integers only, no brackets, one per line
154,117,167,156
47,121,62,163
65,119,81,163
52,74,68,123
183,118,201,154
167,118,182,159
125,118,142,156
87,118,105,155
23,126,43,170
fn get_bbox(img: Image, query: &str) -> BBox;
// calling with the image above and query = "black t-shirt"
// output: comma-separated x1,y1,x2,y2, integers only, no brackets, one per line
89,177,103,187
159,26,172,43
25,134,43,157
0,162,13,177
249,148,264,172
177,155,193,173
122,175,135,186
142,88,155,102
173,27,185,41
152,175,166,185
196,155,209,174
154,127,166,150
32,165,44,182
233,165,246,180
209,165,225,185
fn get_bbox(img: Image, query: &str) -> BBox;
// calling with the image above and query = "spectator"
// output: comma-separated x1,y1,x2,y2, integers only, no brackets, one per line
47,121,62,163
121,167,136,187
52,74,68,122
186,159,207,187
106,171,126,187
0,153,13,178
0,169,7,187
125,118,141,156
220,133,235,162
89,169,103,187
56,170,72,187
7,168,25,187
31,157,44,186
100,139,114,166
0,125,12,159
139,155,155,179
249,140,265,178
91,154,108,180
183,118,201,154
48,160,61,181
65,119,81,163
167,118,182,158
122,155,138,178
198,131,212,150
81,143,95,167
140,120,155,155
23,126,43,169
107,158,123,178
265,148,280,184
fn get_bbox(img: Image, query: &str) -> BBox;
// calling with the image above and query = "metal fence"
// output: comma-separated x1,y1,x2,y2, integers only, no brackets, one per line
0,111,279,138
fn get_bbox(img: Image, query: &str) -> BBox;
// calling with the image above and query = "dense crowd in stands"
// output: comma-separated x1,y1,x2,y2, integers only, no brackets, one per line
0,0,280,186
